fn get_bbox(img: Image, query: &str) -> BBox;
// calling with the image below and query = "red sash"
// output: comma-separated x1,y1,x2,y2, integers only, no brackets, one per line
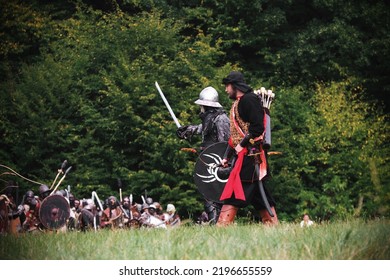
219,145,247,201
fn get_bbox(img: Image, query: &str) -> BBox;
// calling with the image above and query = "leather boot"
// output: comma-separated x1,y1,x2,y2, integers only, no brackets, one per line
259,206,278,226
216,205,238,227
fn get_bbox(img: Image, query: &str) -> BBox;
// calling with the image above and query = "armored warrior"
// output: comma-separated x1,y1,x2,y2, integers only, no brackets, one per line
101,196,123,228
148,204,160,219
22,190,41,232
177,87,230,150
139,203,166,228
0,182,23,234
176,87,230,224
121,196,131,226
139,203,152,227
38,184,51,201
217,71,278,226
67,193,78,230
78,199,96,231
163,203,181,227
153,202,162,214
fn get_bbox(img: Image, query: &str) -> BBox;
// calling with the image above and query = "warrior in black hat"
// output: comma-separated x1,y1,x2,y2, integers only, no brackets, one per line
217,71,278,226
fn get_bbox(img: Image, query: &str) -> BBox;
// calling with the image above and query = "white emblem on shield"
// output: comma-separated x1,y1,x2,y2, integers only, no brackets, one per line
195,153,228,183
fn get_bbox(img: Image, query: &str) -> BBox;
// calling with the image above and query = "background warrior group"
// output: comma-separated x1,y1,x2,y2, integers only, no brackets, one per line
1,180,181,234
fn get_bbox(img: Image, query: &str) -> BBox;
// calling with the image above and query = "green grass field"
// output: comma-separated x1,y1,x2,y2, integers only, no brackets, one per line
1,219,389,260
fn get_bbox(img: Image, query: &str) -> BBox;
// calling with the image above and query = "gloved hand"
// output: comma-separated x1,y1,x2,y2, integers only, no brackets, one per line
176,125,198,140
17,204,25,215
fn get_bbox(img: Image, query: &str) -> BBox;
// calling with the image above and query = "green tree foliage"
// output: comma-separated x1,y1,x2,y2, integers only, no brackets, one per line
311,79,389,219
171,0,390,108
268,79,388,221
301,79,388,220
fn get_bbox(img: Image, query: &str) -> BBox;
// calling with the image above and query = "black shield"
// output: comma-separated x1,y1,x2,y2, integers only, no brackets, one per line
39,195,70,230
194,141,229,203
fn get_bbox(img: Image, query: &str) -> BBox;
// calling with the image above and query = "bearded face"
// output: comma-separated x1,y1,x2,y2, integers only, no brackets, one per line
225,84,238,100
122,198,130,209
109,197,117,209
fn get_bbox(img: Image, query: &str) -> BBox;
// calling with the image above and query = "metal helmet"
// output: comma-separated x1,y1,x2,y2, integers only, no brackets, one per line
39,184,50,199
146,197,153,205
148,204,156,213
153,202,162,214
26,190,35,199
166,204,176,214
194,87,222,108
54,190,63,196
39,184,49,194
25,190,37,209
153,202,161,210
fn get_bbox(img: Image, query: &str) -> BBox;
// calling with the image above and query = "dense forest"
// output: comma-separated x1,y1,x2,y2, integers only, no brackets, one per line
1,0,389,221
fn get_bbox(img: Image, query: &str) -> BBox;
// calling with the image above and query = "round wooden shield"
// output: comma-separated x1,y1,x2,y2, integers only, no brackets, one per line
39,194,70,230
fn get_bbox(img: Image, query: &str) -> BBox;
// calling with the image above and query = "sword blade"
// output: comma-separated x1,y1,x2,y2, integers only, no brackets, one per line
255,164,274,217
155,81,181,128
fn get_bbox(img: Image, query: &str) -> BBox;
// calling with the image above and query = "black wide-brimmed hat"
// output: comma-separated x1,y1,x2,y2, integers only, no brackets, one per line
222,71,252,93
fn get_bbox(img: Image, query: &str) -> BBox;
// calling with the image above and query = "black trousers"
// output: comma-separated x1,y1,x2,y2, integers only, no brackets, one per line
222,180,276,210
